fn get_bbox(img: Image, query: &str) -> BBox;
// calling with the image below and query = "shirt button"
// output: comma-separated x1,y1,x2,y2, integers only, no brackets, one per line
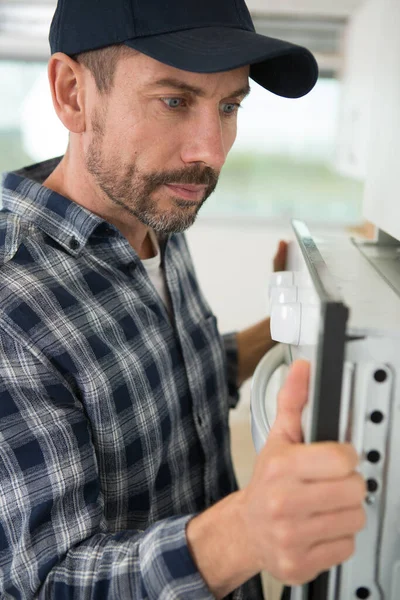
69,237,80,250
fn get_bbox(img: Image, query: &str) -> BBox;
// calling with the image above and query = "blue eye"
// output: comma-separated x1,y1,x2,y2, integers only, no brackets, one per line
162,98,184,109
222,103,241,115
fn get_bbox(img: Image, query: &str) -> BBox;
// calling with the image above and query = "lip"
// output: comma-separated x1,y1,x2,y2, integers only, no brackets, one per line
164,183,207,202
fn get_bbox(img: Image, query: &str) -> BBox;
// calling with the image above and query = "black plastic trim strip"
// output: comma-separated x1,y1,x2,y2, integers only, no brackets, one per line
289,221,349,600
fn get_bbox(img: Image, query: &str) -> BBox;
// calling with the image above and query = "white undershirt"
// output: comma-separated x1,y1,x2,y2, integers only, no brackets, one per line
141,231,172,318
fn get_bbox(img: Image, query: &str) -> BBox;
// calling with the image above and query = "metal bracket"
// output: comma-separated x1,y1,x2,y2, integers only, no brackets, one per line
337,362,393,600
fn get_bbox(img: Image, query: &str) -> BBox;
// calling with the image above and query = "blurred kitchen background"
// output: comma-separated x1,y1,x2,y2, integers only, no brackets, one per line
0,0,382,596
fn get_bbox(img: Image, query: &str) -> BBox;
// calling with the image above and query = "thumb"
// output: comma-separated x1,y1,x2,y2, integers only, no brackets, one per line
268,360,310,446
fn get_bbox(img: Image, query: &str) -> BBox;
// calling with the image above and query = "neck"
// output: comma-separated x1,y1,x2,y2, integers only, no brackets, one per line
43,151,154,259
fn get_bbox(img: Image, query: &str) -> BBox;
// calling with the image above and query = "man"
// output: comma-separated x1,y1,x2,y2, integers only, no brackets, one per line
0,0,366,598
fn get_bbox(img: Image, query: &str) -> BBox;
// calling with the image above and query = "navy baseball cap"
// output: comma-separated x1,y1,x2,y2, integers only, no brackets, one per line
49,0,319,99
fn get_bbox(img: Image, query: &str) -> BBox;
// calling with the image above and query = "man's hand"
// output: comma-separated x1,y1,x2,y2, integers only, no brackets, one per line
187,361,366,597
240,360,366,585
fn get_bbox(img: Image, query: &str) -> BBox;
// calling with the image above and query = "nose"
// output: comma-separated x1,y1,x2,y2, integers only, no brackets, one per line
180,109,230,171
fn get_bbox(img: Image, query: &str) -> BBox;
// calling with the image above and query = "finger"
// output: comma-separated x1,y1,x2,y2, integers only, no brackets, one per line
269,360,310,445
278,536,356,585
304,474,366,513
291,442,360,481
273,240,288,272
273,507,365,558
305,536,356,578
304,507,366,546
260,442,360,486
266,474,366,519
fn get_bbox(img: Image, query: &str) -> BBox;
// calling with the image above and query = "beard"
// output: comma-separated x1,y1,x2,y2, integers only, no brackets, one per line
85,110,220,235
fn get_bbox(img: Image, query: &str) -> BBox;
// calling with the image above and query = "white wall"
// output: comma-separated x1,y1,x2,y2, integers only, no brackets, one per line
186,220,290,333
335,0,381,180
335,0,400,241
362,0,400,241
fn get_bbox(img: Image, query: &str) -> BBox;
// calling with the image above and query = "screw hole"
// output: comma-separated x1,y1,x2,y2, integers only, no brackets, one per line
374,369,387,383
370,411,384,424
367,479,379,493
356,587,370,599
367,450,381,463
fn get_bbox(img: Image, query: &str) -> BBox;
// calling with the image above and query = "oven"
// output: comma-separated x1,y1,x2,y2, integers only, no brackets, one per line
250,220,400,600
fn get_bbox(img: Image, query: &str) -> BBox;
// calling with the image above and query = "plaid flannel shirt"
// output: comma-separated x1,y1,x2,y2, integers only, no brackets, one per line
0,158,263,599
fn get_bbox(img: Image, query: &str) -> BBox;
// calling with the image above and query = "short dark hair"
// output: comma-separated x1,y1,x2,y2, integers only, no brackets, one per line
72,44,136,94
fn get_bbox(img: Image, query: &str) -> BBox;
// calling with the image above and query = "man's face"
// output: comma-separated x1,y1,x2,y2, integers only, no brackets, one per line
83,51,250,234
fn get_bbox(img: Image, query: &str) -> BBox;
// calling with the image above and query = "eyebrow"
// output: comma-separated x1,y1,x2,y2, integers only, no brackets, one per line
151,78,251,100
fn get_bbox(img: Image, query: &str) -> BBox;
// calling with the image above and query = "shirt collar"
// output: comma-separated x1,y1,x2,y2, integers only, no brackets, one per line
1,157,105,257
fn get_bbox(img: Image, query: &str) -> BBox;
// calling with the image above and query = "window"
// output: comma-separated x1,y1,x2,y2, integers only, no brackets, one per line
202,77,364,224
0,61,68,174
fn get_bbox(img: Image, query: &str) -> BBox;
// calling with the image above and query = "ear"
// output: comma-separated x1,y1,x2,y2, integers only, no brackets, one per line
48,53,87,134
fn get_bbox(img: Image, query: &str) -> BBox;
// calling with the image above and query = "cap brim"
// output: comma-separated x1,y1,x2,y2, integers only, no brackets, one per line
125,26,318,99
